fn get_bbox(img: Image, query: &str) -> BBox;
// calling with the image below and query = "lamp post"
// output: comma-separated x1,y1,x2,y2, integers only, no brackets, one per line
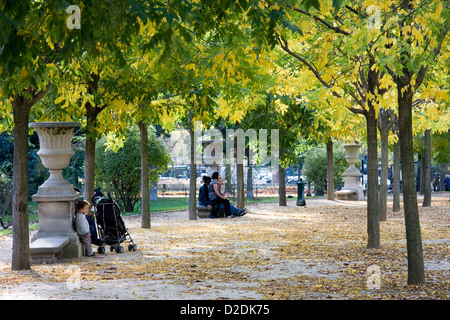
296,156,306,206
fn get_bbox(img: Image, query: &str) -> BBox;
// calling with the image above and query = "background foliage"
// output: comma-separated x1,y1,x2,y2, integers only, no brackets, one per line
95,126,171,212
303,144,348,195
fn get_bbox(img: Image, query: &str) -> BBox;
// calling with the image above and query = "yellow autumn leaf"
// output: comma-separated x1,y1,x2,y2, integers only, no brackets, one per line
431,2,443,21
19,66,28,82
54,95,65,105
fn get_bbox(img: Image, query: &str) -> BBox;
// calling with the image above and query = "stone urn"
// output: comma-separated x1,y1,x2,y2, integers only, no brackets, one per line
335,144,364,201
30,122,81,198
343,144,362,176
29,121,82,262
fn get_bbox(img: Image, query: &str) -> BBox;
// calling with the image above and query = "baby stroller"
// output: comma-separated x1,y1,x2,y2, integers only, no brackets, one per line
93,194,137,254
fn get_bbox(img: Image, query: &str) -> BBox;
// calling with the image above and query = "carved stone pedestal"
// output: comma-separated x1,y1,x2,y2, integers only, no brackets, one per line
29,122,82,263
335,144,364,201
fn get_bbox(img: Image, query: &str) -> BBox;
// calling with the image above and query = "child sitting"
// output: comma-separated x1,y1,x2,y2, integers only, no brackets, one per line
75,200,95,257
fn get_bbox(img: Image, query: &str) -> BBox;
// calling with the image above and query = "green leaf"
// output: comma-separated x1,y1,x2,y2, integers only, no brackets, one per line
301,0,320,12
282,20,303,36
332,0,346,15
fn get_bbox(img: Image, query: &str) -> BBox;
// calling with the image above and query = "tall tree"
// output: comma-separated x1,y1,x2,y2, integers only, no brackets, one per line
422,129,432,207
326,139,334,200
0,0,65,270
240,92,318,206
0,0,212,268
378,109,397,221
392,122,401,212
171,23,274,217
97,23,184,227
381,0,448,285
270,2,385,249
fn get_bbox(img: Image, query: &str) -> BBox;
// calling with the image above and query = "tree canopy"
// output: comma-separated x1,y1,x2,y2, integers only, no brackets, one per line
1,0,448,283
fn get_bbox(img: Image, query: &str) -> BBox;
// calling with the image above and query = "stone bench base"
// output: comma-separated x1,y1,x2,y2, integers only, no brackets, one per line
196,205,225,219
335,189,364,201
30,236,70,264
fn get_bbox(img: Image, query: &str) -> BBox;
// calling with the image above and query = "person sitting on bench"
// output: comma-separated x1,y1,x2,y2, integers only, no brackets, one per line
199,175,213,209
199,175,247,217
208,172,232,218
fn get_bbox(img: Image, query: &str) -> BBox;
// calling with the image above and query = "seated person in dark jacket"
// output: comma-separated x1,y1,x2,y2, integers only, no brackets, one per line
199,176,213,208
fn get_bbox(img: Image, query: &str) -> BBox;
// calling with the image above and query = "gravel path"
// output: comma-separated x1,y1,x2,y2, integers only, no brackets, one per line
1,196,449,301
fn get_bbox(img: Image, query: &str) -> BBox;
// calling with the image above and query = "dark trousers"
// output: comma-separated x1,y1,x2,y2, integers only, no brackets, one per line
211,197,231,217
86,216,100,245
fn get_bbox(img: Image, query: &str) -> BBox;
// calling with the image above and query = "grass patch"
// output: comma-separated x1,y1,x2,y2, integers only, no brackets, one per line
0,222,38,236
124,195,323,216
127,196,281,216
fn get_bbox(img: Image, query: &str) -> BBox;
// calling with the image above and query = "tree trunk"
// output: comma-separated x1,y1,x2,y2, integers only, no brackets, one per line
124,200,135,213
236,163,245,209
11,98,32,270
422,129,431,207
378,108,397,220
246,164,254,199
416,154,422,193
84,103,97,205
279,164,286,206
83,74,102,206
397,83,425,285
225,162,232,194
379,127,389,221
139,121,151,228
420,153,425,194
188,112,197,220
366,104,381,249
393,138,401,212
326,139,334,201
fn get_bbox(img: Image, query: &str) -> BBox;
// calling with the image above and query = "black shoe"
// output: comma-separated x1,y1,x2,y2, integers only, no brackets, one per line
239,208,247,216
210,215,219,219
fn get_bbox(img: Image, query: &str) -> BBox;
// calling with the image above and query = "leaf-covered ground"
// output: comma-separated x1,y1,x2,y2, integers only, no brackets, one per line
0,195,449,300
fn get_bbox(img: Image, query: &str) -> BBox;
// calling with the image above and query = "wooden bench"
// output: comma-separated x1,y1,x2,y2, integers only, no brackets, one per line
30,236,70,264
